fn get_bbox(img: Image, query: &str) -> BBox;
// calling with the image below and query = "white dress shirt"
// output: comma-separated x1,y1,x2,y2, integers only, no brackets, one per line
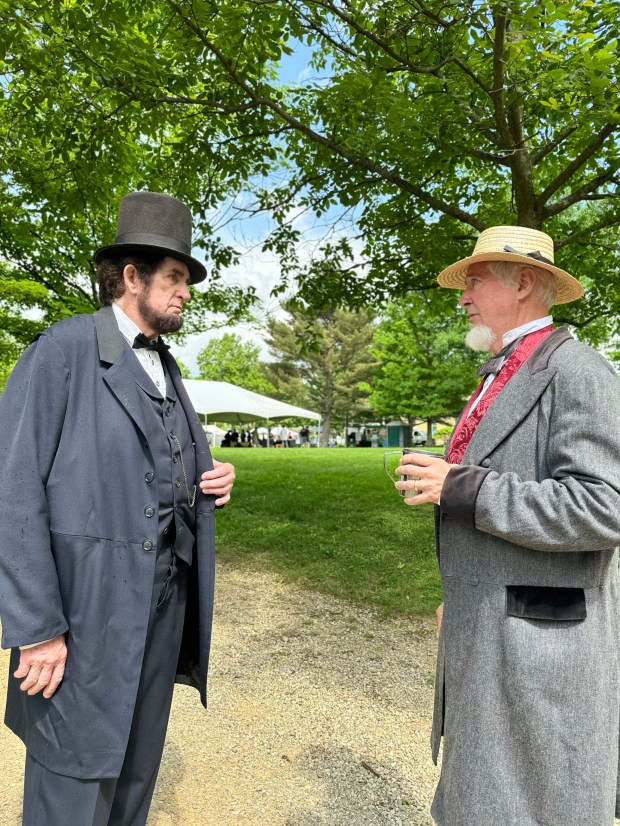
112,303,167,397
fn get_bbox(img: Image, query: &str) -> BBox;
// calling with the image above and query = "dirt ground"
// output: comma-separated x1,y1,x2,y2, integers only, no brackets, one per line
0,565,439,825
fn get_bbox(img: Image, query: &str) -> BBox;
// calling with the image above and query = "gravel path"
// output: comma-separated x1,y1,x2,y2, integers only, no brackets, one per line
0,564,439,824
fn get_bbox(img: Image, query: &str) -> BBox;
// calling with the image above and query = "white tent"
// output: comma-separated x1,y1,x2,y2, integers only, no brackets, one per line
182,379,321,425
203,423,226,448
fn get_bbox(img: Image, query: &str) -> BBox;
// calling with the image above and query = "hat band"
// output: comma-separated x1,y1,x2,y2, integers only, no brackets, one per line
114,232,192,257
503,245,554,266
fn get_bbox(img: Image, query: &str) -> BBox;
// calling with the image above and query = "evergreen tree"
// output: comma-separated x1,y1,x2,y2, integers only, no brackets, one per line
263,304,377,445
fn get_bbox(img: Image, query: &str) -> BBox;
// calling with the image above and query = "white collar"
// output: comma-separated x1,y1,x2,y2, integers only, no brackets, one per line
112,302,147,345
502,316,553,348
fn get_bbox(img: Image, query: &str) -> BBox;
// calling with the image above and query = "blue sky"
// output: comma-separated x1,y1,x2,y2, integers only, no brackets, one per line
171,42,350,372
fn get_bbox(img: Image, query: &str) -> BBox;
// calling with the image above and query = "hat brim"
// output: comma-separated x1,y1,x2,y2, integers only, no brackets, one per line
94,243,207,285
437,251,584,305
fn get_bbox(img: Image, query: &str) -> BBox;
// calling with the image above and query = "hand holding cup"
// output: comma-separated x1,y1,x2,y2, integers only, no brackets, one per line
384,449,454,505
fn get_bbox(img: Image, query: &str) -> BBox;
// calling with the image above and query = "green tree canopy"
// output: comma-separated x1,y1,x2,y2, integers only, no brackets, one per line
363,296,483,439
1,0,618,350
263,303,377,444
196,332,276,395
0,0,259,362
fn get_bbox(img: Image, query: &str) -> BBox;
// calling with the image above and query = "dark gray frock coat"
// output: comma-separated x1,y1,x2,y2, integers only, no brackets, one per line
0,306,216,779
431,330,620,826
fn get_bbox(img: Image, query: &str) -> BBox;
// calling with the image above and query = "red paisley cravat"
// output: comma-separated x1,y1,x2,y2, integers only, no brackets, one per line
447,326,554,465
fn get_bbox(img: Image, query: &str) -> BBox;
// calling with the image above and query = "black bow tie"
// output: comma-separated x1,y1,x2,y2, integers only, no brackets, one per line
132,333,170,354
476,336,524,377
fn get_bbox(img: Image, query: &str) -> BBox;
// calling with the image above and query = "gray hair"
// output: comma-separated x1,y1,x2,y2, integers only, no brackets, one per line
487,260,558,309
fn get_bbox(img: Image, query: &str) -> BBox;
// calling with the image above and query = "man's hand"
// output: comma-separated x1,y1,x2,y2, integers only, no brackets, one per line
14,635,67,699
436,602,444,636
395,453,454,505
199,459,235,506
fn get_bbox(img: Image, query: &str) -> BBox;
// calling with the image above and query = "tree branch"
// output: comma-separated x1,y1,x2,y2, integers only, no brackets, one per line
466,146,511,165
434,69,499,145
451,56,491,95
543,167,619,218
489,10,511,148
164,0,487,232
538,120,619,205
149,95,261,113
530,122,580,165
555,215,620,249
288,0,452,75
553,307,616,328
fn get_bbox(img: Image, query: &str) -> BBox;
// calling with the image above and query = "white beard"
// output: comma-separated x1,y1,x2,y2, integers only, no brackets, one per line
465,324,497,353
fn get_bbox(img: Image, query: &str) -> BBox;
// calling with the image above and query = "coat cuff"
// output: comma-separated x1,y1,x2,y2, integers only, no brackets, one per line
20,638,54,650
440,465,491,526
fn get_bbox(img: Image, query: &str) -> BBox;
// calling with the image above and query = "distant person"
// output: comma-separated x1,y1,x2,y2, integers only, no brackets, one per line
230,427,239,446
279,424,290,447
397,226,620,826
370,432,379,448
0,192,236,826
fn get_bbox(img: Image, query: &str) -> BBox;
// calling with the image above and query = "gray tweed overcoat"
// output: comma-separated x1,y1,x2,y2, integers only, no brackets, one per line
0,306,217,779
431,329,620,826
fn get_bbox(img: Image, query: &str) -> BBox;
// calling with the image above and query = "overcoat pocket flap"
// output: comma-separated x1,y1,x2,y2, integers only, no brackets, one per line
506,585,586,621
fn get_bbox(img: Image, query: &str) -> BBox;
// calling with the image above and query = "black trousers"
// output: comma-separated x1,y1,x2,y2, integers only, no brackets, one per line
22,545,188,826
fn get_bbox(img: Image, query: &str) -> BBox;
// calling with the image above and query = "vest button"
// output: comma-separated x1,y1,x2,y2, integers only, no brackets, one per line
145,506,155,518
481,459,491,468
142,539,153,551
165,410,171,417
144,471,154,483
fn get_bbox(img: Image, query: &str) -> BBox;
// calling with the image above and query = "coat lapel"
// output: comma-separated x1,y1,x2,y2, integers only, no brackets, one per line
462,367,555,465
94,306,149,442
162,351,214,478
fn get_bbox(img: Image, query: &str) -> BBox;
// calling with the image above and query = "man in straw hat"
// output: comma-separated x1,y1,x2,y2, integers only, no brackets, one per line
0,192,236,825
395,226,620,825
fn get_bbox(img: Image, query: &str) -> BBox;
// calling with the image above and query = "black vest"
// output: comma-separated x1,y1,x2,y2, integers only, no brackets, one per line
126,345,196,565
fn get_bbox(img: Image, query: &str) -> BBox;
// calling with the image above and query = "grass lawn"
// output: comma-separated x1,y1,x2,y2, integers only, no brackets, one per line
212,447,443,617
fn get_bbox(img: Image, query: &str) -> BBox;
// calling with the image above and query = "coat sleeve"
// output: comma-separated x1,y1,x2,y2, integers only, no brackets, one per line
442,347,620,552
0,334,70,647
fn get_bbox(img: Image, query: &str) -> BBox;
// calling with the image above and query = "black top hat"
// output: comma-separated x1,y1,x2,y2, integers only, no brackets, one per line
94,191,207,284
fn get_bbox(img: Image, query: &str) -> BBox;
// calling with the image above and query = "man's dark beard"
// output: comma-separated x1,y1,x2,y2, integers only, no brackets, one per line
137,291,184,335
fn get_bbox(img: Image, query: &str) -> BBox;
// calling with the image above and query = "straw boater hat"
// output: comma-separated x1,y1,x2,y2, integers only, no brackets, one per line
95,191,207,284
437,226,584,304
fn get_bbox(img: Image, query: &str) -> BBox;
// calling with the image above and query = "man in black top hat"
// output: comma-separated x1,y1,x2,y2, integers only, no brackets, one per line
0,192,236,825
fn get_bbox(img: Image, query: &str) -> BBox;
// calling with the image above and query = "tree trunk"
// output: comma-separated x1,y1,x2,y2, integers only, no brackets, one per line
426,417,434,447
321,373,334,447
320,410,332,447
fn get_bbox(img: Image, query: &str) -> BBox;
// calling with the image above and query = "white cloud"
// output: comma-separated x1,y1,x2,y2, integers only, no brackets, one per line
173,198,366,374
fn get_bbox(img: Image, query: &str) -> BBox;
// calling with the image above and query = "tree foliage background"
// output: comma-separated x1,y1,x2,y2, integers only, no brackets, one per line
195,332,276,395
263,304,377,445
0,0,618,370
362,297,483,440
